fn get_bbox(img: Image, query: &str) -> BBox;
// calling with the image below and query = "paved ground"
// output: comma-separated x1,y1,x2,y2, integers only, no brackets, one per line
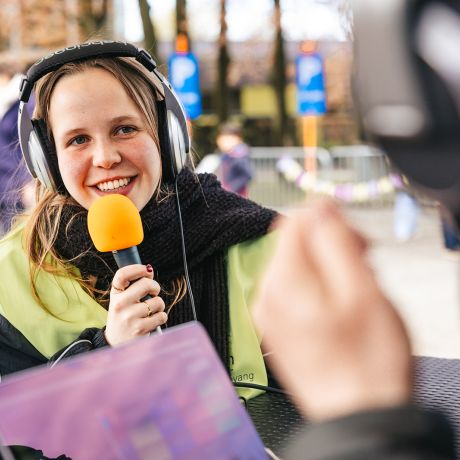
344,205,460,358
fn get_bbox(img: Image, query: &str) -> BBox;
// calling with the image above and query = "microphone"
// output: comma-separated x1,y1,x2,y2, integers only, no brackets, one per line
87,194,162,334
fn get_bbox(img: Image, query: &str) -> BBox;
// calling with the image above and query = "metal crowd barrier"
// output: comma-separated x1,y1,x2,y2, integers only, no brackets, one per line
248,145,397,209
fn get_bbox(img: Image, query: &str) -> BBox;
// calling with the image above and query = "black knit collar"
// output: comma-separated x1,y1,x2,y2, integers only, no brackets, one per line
54,168,277,293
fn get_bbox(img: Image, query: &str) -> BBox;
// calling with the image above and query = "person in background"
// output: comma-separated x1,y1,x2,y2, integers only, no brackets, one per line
215,121,253,198
393,189,419,243
439,206,460,258
252,200,455,459
0,61,34,236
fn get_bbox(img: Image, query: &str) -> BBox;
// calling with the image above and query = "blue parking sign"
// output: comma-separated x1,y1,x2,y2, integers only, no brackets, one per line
168,52,202,120
296,53,327,115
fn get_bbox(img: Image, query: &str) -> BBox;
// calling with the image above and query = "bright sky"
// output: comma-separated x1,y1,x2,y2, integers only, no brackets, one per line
121,0,347,43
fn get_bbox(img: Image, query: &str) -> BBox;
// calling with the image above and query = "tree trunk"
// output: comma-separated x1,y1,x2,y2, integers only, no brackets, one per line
138,0,157,56
272,0,289,145
78,0,109,38
175,0,189,44
215,0,230,123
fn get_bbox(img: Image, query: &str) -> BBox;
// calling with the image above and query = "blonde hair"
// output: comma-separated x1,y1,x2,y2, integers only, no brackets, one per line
23,56,186,311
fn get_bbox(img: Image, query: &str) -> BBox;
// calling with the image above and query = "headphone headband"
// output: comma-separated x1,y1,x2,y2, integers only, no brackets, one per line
20,41,156,103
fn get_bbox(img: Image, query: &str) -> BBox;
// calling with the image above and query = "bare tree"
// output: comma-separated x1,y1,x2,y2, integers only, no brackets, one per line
0,0,14,52
214,0,230,123
78,0,110,39
337,0,353,40
175,0,190,45
272,0,289,145
138,0,157,56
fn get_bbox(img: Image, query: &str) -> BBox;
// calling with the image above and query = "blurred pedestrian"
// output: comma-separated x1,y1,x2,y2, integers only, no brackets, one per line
439,206,460,258
0,61,33,235
393,189,419,242
216,121,253,197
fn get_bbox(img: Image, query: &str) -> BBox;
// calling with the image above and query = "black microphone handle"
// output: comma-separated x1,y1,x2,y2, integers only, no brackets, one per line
112,246,142,267
111,247,162,334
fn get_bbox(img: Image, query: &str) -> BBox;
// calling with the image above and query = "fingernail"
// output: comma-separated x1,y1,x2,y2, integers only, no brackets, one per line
146,264,153,273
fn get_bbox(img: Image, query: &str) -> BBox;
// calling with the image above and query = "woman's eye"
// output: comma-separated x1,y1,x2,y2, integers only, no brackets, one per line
70,136,87,146
116,126,136,135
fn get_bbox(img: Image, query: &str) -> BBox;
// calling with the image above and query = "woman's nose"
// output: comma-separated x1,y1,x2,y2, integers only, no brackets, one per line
91,140,122,168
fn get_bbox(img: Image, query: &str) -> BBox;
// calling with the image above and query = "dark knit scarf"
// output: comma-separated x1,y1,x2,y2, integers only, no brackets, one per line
54,168,277,368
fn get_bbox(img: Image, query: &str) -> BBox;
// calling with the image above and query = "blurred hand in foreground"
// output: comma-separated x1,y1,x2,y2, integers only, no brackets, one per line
252,200,412,422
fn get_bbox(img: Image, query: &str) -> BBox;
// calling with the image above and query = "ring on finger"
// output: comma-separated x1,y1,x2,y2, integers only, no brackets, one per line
144,301,153,318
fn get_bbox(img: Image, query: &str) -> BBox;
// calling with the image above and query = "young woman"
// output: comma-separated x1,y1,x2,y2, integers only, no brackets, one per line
0,42,277,399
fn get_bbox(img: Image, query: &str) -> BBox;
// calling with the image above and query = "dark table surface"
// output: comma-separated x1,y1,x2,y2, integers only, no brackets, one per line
247,355,460,457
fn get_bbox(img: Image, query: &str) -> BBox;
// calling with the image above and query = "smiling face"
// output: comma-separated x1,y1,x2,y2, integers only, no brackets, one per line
48,67,162,210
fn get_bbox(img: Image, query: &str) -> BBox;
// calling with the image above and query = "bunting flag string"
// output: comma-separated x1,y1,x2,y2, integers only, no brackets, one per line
276,156,404,202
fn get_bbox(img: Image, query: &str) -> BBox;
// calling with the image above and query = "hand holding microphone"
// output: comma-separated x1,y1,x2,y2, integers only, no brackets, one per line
87,194,166,346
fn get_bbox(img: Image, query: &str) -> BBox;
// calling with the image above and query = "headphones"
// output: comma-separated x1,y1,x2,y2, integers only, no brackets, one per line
352,0,460,216
18,40,191,192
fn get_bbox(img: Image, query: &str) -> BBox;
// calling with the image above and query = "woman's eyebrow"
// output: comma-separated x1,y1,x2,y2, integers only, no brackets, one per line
110,115,141,124
61,127,86,138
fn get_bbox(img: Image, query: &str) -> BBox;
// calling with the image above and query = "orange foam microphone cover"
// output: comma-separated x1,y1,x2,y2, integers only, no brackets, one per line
87,194,144,252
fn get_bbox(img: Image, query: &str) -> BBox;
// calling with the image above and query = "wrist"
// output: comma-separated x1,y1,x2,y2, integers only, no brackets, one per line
293,379,411,422
102,327,115,347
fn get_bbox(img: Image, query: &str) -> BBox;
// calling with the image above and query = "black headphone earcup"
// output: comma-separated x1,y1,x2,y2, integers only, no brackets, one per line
157,100,188,183
167,110,187,175
157,100,175,183
352,0,460,216
31,118,64,192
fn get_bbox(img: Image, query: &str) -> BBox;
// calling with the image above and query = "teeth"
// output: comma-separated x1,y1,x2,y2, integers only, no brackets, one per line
97,177,131,191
